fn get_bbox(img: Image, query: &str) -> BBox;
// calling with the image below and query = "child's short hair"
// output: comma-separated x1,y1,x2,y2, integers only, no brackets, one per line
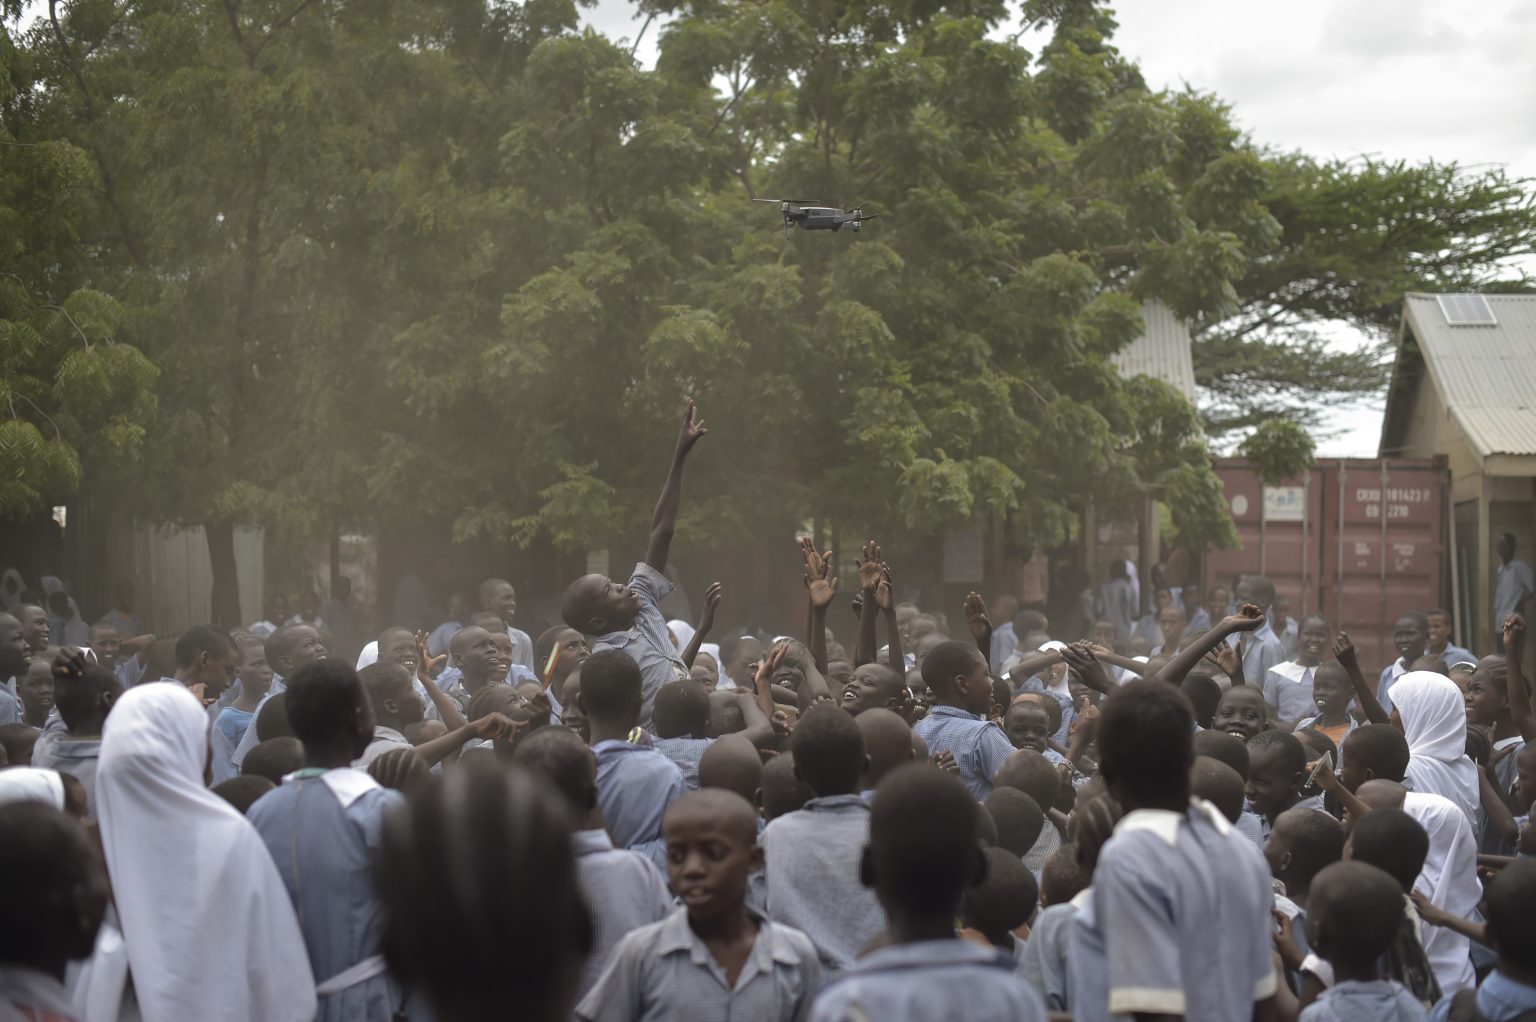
919,640,984,698
404,720,446,746
1344,724,1410,783
1347,807,1428,892
242,737,303,784
512,726,597,820
368,747,430,797
1190,756,1246,824
993,749,1060,813
212,775,276,815
983,787,1045,857
1098,681,1194,803
53,666,123,733
1246,729,1307,777
1485,859,1536,971
1193,729,1250,780
709,700,746,738
1014,692,1063,736
1307,861,1404,969
254,691,295,741
1274,807,1345,888
867,764,982,916
174,624,236,669
284,660,366,746
1409,656,1448,676
975,803,1000,848
0,724,37,765
698,735,763,807
1294,728,1337,768
653,679,711,739
762,752,813,820
0,802,107,966
468,612,506,632
962,847,1039,943
577,650,642,720
1067,794,1122,874
1179,674,1221,727
1041,844,1089,907
789,704,865,797
378,767,592,1022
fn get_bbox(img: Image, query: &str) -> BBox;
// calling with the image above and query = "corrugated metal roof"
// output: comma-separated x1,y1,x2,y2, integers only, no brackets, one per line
1114,301,1198,401
1396,292,1536,457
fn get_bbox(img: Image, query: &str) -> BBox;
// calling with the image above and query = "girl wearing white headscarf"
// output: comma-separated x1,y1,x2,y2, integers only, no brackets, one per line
90,683,316,1022
0,766,65,808
1390,670,1479,826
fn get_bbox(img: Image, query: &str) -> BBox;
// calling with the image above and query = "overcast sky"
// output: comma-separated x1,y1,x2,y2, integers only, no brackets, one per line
584,0,1536,457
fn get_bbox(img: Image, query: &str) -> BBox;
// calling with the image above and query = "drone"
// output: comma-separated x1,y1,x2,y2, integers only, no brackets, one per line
754,198,881,238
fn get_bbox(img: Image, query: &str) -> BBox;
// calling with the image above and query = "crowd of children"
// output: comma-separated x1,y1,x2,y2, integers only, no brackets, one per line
3,400,1536,1022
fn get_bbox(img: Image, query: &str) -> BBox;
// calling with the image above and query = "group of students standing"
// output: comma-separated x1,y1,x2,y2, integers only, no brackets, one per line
2,401,1535,1022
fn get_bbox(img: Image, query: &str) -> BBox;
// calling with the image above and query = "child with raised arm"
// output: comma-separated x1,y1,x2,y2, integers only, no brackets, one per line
561,400,707,731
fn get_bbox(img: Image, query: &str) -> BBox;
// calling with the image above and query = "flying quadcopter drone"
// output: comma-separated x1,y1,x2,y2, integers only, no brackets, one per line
754,198,881,237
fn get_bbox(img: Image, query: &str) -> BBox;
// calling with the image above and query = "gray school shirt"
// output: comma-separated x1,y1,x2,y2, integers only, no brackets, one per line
762,795,886,970
653,736,714,792
575,908,821,1022
1019,895,1085,1012
1088,801,1275,1022
809,939,1047,1022
1299,979,1427,1022
572,829,676,1003
30,730,101,820
590,563,689,730
911,705,1016,801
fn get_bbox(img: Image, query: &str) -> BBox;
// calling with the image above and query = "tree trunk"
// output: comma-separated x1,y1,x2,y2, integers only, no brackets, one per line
206,521,241,628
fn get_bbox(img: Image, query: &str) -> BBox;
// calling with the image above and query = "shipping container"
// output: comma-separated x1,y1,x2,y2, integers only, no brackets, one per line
1206,457,1450,673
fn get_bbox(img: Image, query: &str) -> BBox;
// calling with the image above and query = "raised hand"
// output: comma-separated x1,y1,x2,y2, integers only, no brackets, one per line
800,537,830,582
1070,697,1100,737
414,630,447,684
857,541,885,593
963,592,993,644
808,574,839,610
1205,641,1239,679
1505,614,1526,657
1332,631,1358,670
700,582,723,632
873,569,894,612
1062,642,1115,695
52,646,88,679
753,643,789,696
469,711,517,742
676,398,709,455
1221,603,1266,633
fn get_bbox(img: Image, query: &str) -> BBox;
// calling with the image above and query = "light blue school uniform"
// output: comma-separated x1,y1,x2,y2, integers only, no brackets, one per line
1429,970,1536,1021
763,795,885,972
653,735,714,792
1020,894,1087,1012
1088,802,1275,1022
592,739,685,872
912,705,1016,801
1068,886,1126,1022
571,829,675,1003
0,684,17,726
230,674,287,770
810,939,1046,1022
590,564,689,730
1301,979,1425,1022
248,769,415,1022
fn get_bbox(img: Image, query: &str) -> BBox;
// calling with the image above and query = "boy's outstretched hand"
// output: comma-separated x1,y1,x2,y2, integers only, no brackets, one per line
1332,631,1358,670
963,592,993,644
699,582,723,633
857,541,885,594
52,646,88,680
1504,614,1526,657
1220,603,1266,632
676,398,708,455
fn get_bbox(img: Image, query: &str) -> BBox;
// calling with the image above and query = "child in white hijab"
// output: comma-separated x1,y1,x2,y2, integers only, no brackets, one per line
89,682,316,1022
1389,670,1479,826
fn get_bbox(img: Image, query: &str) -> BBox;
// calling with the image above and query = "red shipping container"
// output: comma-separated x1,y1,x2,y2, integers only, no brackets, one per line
1206,458,1449,674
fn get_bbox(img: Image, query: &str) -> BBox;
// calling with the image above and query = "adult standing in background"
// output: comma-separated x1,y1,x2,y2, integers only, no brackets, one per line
480,578,536,671
97,580,143,639
1494,532,1532,654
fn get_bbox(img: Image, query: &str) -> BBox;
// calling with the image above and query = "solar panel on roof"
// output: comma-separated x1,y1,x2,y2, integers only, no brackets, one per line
1435,294,1498,326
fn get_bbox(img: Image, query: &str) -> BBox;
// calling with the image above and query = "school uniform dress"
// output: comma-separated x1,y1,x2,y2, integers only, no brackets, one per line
593,740,686,872
762,795,885,971
1262,661,1320,722
1083,800,1275,1022
810,939,1046,1022
912,706,1016,801
575,908,821,1022
1019,890,1089,1012
1299,979,1426,1022
572,829,676,1002
590,564,690,730
247,769,413,1022
653,736,714,792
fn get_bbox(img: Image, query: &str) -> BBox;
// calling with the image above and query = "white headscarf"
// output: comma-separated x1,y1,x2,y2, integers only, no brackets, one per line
0,766,65,809
1402,790,1480,994
1392,670,1479,826
667,619,696,652
94,683,316,1022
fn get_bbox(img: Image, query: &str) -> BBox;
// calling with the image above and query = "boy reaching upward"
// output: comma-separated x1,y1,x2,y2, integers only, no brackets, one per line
562,400,708,730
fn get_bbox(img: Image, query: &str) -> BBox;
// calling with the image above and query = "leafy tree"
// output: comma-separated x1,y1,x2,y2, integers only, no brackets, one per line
1199,155,1536,438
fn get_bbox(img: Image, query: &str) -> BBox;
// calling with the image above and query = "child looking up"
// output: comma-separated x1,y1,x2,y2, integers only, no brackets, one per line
809,765,1046,1020
763,704,885,970
561,400,708,730
912,640,1016,800
582,650,686,870
1298,862,1428,1022
578,790,821,1022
